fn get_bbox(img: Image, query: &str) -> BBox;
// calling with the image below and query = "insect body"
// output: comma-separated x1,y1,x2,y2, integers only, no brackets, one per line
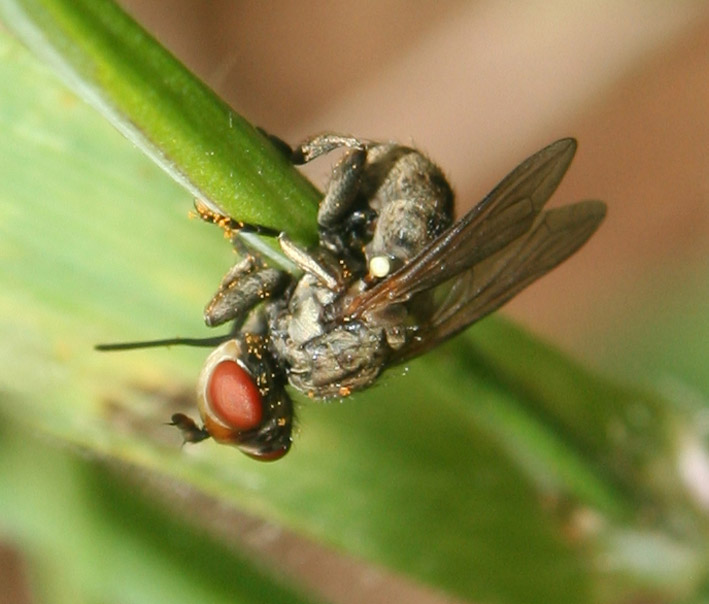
98,133,606,460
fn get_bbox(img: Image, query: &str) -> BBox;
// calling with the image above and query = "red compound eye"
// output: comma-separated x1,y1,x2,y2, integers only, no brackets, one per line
196,338,292,457
207,360,263,431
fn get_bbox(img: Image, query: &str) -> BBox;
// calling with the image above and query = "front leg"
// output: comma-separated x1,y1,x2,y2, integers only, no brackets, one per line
204,255,290,328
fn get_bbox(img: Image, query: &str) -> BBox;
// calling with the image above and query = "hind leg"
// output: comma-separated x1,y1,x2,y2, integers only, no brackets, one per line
291,133,371,229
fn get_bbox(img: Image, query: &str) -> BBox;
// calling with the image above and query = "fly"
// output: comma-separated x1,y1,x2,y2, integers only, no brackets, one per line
98,133,606,461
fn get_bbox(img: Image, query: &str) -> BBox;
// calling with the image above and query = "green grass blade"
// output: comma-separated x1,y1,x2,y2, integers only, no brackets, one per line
0,413,325,604
0,0,319,248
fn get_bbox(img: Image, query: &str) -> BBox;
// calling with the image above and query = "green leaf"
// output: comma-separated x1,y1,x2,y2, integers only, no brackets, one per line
0,3,707,603
0,413,324,604
0,0,320,250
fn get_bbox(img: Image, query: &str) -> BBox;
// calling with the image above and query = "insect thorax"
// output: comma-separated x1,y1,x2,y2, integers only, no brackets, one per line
268,274,390,399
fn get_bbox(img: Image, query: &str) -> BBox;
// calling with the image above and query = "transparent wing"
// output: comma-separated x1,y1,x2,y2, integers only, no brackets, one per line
391,200,607,363
343,138,578,320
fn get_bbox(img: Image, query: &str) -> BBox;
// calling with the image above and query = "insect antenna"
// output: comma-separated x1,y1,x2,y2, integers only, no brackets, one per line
95,334,232,351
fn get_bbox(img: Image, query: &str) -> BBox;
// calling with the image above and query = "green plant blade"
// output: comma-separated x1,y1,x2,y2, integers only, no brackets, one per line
0,0,320,249
0,6,707,604
0,413,325,604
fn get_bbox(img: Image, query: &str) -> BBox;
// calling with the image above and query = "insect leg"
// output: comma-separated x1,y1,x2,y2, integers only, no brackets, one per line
277,233,340,290
258,128,363,166
193,199,280,239
256,127,296,159
204,257,290,328
291,133,367,164
318,146,368,228
291,133,370,228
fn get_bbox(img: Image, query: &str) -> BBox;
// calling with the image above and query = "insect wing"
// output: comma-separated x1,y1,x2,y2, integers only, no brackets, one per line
344,138,578,319
391,199,606,363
